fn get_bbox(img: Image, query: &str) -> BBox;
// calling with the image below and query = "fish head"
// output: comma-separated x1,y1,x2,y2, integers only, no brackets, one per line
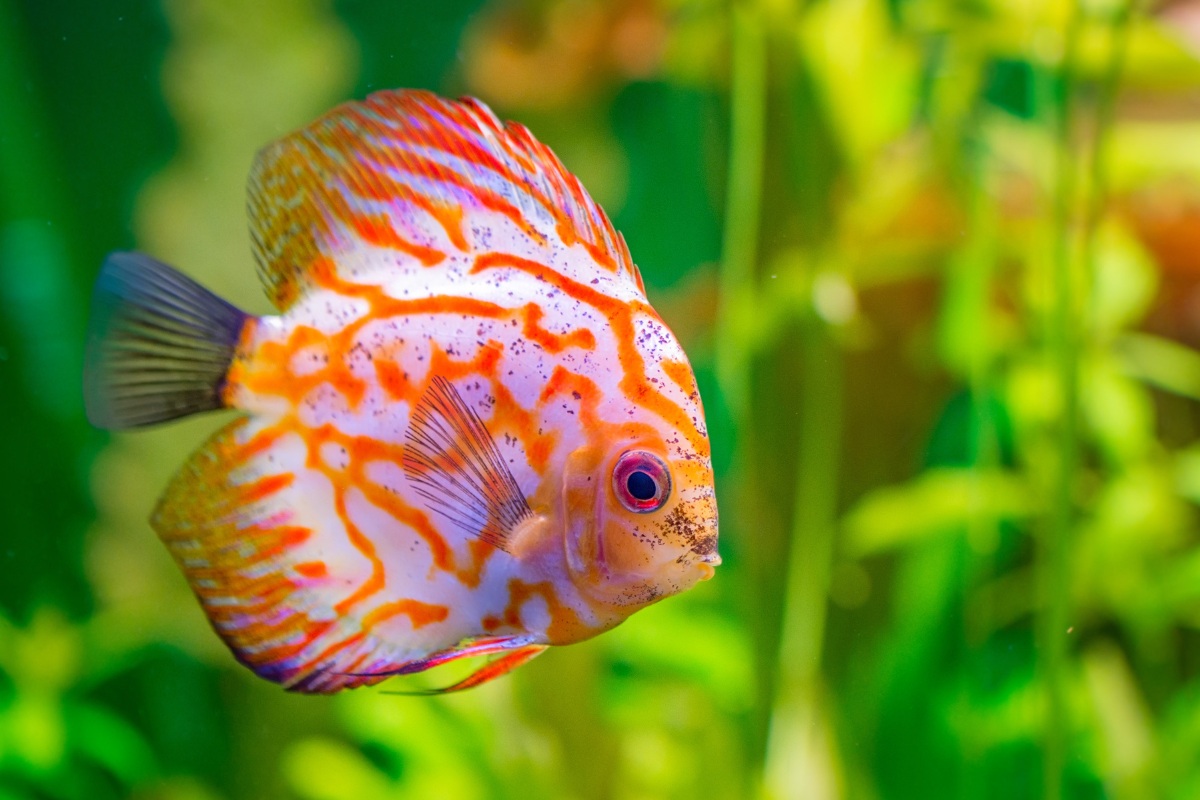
560,376,719,612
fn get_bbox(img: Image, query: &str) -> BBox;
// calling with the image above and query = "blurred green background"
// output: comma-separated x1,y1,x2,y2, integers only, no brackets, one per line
5,0,1200,797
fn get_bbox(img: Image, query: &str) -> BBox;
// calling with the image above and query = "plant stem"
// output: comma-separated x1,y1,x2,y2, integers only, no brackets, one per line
1041,5,1135,797
959,153,1000,800
763,302,843,798
0,1,60,221
1083,1,1136,244
716,2,766,420
1042,5,1084,799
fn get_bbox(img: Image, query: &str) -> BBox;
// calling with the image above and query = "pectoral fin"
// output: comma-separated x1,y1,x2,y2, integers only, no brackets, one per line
403,376,533,552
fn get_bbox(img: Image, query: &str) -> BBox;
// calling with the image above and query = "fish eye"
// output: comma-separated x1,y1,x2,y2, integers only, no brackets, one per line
612,451,671,513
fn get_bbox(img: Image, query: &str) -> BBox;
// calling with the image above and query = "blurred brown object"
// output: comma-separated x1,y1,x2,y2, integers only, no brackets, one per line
461,0,669,111
1118,179,1200,345
1160,0,1200,55
1124,180,1200,345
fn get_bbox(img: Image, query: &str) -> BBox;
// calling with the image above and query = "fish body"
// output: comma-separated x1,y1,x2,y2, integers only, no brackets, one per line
86,90,718,693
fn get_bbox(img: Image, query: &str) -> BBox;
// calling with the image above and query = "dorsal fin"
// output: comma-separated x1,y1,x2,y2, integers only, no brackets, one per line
246,89,640,310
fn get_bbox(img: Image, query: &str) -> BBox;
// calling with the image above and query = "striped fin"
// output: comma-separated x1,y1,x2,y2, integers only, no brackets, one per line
152,421,405,694
382,640,548,696
84,252,248,429
246,89,642,310
402,376,533,552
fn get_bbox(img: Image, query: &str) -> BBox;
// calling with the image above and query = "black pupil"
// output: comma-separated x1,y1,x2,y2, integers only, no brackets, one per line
626,470,658,502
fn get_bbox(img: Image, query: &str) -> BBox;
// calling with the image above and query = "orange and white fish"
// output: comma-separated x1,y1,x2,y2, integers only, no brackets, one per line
84,89,719,694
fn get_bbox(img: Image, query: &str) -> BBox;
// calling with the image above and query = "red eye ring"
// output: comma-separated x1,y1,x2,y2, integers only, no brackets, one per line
612,451,671,513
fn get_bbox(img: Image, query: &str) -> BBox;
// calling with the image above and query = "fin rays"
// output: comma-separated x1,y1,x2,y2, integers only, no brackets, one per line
403,376,532,552
246,90,639,310
84,252,248,430
345,634,547,694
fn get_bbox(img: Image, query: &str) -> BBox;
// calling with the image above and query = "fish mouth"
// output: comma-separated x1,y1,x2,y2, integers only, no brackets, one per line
692,544,720,581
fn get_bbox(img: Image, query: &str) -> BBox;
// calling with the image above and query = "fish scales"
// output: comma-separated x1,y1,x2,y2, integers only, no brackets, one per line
85,89,719,694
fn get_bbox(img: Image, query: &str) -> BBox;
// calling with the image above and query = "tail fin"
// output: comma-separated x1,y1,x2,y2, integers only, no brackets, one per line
84,252,249,430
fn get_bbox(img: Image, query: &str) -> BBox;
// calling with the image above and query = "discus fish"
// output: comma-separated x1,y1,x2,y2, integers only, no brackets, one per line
84,89,719,694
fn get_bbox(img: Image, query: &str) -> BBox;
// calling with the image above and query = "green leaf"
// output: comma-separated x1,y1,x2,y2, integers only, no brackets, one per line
843,468,1033,556
1116,333,1200,401
283,738,396,800
65,703,157,787
1090,219,1158,338
799,0,920,172
1081,354,1155,464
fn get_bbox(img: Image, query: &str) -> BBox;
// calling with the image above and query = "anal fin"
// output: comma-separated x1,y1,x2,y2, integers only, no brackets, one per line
409,644,547,695
153,419,398,694
349,635,548,695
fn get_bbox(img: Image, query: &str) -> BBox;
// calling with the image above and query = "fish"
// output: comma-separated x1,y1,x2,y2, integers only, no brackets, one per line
83,89,719,694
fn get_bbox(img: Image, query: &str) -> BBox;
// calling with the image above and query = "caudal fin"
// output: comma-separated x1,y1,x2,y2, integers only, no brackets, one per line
84,252,249,430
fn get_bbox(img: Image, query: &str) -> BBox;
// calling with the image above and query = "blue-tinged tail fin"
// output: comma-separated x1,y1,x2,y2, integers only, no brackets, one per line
84,252,249,430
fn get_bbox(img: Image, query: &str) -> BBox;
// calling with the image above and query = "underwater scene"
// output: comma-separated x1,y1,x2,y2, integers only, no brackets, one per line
5,0,1200,798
